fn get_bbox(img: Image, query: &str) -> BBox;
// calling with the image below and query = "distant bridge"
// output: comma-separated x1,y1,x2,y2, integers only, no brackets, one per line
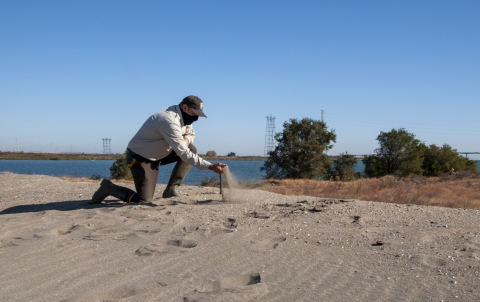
330,152,480,160
459,152,480,158
329,154,372,161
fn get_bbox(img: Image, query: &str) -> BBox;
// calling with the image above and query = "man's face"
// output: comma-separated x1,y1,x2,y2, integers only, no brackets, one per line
181,104,198,117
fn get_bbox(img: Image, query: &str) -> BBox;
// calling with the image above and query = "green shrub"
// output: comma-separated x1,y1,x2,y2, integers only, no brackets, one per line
327,153,358,181
206,150,217,157
261,118,336,179
90,173,102,180
422,144,477,176
363,128,424,177
110,157,133,180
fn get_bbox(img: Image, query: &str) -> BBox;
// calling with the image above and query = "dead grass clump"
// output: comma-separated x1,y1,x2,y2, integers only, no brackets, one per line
254,176,480,210
60,176,99,183
199,176,220,188
439,170,480,182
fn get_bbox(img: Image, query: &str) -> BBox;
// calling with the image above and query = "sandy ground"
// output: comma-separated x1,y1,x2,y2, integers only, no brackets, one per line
0,172,479,302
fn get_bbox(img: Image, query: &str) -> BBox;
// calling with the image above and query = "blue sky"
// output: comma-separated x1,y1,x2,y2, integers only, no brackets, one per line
1,1,479,159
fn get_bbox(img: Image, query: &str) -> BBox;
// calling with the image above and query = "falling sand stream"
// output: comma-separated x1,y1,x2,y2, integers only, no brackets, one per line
221,166,236,201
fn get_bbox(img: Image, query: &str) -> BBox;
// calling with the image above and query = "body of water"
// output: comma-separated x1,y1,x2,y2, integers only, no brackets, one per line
0,160,266,185
0,160,479,185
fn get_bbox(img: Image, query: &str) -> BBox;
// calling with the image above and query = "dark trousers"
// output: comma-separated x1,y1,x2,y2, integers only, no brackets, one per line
126,145,197,202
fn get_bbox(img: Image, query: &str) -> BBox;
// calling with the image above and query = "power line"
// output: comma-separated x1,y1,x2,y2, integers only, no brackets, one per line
326,113,479,136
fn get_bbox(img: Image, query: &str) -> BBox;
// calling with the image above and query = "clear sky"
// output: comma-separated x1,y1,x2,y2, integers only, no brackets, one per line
1,1,479,159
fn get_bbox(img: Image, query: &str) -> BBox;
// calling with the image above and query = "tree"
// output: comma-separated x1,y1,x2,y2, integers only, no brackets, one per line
261,118,336,179
422,144,477,176
110,157,133,180
327,152,358,181
206,150,217,157
363,154,387,178
227,152,236,157
364,128,425,177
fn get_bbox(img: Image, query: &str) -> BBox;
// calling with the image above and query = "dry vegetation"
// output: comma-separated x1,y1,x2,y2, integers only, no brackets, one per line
59,172,480,210
59,176,134,185
251,171,480,210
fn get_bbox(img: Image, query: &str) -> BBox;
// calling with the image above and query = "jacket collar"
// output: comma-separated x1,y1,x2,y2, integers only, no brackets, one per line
174,104,185,127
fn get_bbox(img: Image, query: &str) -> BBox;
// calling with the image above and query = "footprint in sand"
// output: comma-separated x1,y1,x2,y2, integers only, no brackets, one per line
167,239,198,248
223,218,237,229
170,220,234,238
197,273,261,293
245,211,270,219
185,273,268,301
84,229,143,242
0,238,20,249
249,236,286,253
56,223,92,236
65,280,169,301
135,239,197,256
170,222,201,236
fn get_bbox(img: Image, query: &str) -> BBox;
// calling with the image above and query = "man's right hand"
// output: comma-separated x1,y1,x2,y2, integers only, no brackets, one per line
208,163,227,174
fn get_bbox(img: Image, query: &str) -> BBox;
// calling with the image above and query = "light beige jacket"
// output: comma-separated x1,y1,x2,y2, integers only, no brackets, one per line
127,105,211,170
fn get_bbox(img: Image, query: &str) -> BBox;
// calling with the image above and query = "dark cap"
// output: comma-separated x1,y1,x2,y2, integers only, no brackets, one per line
180,95,207,117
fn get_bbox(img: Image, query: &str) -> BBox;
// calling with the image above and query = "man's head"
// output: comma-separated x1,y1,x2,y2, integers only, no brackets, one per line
180,95,207,118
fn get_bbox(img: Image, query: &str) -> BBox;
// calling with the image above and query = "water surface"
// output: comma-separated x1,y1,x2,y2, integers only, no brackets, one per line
0,159,478,185
0,160,265,185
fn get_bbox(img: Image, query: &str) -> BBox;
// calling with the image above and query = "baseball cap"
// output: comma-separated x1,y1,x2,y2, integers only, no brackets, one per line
180,95,207,117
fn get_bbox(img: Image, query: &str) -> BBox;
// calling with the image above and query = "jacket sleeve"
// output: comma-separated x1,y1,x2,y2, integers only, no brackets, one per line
183,125,195,145
155,118,211,170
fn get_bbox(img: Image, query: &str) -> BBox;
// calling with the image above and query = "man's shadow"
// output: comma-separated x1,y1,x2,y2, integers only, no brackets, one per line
0,199,159,215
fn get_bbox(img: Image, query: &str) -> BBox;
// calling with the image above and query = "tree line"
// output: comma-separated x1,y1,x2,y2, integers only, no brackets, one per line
262,118,477,180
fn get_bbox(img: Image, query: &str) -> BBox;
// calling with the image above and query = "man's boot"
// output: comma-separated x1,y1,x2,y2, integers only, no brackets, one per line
162,160,191,198
90,179,137,204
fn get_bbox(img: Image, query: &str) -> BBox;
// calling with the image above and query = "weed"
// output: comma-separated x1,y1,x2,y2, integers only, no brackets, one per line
200,176,219,187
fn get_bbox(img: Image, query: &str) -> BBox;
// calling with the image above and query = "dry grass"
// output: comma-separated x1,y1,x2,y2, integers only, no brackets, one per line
251,172,480,210
60,176,134,184
59,172,480,210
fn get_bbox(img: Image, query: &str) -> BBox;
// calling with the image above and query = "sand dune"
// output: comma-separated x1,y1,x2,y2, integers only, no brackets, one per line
0,172,479,301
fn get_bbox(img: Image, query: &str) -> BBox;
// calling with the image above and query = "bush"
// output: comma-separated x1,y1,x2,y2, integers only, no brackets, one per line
90,173,102,180
327,153,358,181
364,128,424,177
109,157,133,180
206,150,217,157
422,144,477,176
261,118,336,179
363,129,478,178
